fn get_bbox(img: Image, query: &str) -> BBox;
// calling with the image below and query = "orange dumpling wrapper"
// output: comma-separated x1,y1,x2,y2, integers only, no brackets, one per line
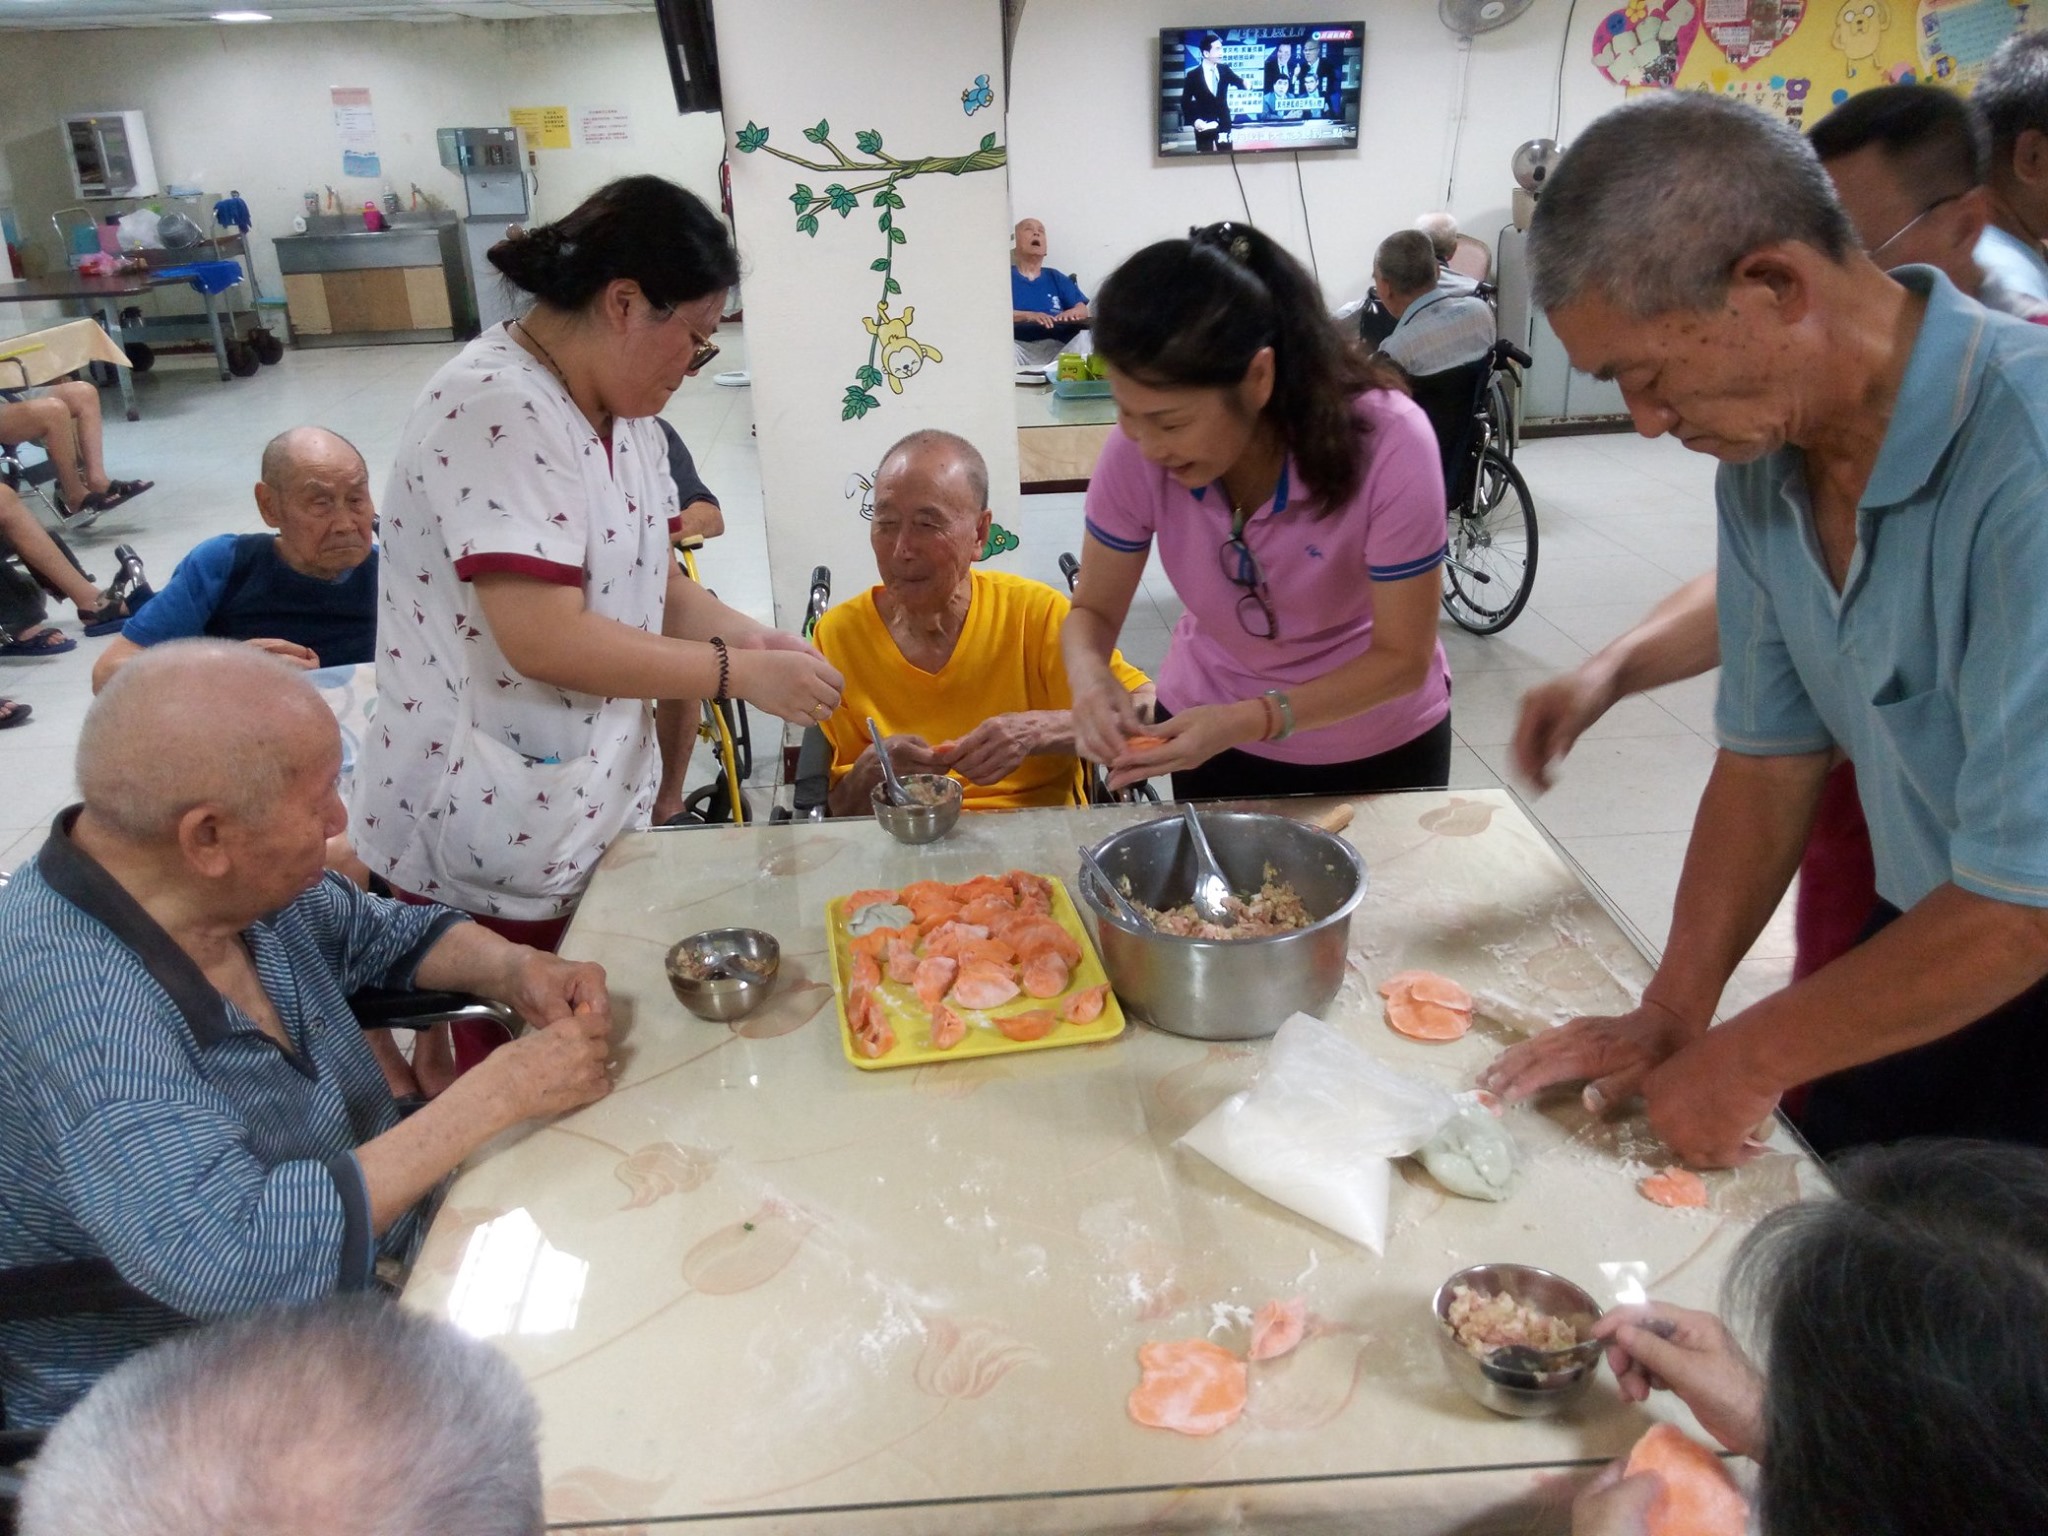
1127,1339,1247,1437
1624,1423,1750,1536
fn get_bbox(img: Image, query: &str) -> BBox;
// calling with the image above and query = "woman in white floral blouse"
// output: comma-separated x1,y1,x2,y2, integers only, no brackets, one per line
355,177,842,973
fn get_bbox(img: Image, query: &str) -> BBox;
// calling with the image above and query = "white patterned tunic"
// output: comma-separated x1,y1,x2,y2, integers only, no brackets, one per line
353,325,680,921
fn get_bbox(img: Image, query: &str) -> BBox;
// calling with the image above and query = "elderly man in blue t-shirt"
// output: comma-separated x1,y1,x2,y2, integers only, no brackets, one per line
90,426,378,693
1011,218,1091,368
1480,94,2048,1165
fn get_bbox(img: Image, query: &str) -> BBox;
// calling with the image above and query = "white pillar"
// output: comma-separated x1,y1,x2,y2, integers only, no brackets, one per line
712,0,1022,628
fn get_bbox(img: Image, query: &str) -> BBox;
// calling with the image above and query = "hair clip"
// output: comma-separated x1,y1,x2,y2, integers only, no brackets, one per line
1191,222,1255,264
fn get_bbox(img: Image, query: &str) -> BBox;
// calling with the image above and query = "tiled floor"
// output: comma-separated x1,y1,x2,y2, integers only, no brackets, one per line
0,328,1793,1008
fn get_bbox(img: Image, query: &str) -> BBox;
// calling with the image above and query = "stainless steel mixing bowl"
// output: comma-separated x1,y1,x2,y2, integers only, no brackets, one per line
1076,811,1366,1040
665,928,781,1022
871,774,964,844
1432,1263,1605,1418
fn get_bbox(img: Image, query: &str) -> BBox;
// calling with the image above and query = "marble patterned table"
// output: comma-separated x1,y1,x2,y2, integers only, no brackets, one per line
402,788,1820,1534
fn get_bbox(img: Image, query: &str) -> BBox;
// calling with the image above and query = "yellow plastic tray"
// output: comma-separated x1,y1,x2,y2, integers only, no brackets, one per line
827,875,1126,1070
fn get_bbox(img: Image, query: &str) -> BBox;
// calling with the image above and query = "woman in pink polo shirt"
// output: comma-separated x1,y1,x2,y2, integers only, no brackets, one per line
1062,221,1452,799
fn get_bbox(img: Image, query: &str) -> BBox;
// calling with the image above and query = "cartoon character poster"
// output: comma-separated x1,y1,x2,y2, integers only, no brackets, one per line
1605,0,2038,126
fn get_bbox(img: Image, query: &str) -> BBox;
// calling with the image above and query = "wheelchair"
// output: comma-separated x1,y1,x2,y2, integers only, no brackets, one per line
1409,338,1539,636
662,536,756,827
775,560,1157,820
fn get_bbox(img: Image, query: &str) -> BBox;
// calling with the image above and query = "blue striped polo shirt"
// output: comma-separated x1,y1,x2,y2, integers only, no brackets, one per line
0,811,464,1427
1715,267,2048,910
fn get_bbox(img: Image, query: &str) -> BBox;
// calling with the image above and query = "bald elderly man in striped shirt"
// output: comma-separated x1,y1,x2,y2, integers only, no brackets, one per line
0,640,613,1428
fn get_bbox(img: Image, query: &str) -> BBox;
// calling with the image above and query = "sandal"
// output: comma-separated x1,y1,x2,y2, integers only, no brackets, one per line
0,697,30,729
58,479,154,521
78,591,131,638
0,626,77,656
98,478,154,509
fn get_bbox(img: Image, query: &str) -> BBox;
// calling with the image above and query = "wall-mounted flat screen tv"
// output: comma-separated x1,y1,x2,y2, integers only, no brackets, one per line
1158,23,1363,157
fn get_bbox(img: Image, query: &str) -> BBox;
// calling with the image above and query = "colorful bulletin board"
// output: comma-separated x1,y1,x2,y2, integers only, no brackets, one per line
1600,0,2041,127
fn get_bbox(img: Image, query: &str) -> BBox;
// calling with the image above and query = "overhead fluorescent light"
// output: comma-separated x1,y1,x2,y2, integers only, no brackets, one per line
211,9,273,19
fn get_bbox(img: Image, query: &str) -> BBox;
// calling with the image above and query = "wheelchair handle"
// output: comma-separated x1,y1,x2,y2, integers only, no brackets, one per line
1496,340,1534,370
803,565,833,635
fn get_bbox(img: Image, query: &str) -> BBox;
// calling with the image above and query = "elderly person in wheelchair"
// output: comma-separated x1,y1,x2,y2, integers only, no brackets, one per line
814,429,1153,817
0,641,614,1431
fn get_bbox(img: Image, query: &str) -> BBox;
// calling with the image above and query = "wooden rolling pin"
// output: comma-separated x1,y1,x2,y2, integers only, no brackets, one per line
1309,801,1356,834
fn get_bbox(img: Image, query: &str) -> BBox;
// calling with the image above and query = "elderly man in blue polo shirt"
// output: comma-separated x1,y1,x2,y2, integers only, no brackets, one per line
89,426,378,692
1480,93,2048,1165
0,641,614,1428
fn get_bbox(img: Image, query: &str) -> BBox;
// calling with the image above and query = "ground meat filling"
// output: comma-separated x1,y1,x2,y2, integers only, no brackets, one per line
1130,865,1314,940
1445,1283,1579,1359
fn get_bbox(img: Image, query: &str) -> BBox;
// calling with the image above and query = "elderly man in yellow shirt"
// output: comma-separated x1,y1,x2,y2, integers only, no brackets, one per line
817,429,1153,815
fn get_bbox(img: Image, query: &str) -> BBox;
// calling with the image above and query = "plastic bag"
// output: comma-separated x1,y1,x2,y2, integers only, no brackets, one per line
1175,1013,1456,1253
115,208,163,250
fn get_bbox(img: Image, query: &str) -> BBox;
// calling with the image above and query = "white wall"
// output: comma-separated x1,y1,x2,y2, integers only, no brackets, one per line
0,13,725,325
715,0,1020,632
1006,0,1629,307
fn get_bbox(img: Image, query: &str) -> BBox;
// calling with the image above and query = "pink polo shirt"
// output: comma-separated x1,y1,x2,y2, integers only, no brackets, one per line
1083,388,1451,765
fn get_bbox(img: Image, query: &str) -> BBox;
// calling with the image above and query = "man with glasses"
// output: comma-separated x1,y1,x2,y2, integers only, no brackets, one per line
813,430,1152,815
1809,83,2048,320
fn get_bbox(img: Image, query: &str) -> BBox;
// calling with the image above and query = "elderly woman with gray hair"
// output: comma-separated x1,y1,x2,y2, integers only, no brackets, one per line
1573,1141,2048,1535
18,1297,544,1536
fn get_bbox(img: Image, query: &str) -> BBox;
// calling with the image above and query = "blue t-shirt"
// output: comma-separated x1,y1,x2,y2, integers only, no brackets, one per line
1011,265,1088,318
122,533,378,666
1714,267,2048,910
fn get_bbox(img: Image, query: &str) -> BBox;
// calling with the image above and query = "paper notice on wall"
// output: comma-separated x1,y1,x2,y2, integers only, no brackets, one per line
510,105,571,150
576,106,633,147
330,86,381,179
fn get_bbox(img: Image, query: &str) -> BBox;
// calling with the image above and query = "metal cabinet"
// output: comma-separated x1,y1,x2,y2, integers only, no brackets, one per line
62,111,158,201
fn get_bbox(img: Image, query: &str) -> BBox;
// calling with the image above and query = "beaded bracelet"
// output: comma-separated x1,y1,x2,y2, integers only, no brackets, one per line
709,636,731,703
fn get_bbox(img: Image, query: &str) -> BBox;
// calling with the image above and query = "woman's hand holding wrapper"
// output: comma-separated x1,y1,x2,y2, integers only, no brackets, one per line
1105,705,1256,790
1071,672,1147,766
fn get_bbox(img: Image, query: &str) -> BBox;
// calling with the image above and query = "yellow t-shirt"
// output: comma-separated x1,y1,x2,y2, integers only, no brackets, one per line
815,569,1150,811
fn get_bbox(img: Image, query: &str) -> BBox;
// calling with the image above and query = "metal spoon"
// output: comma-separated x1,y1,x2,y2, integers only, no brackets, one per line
867,716,909,806
1178,803,1240,927
1078,844,1150,929
1486,1338,1602,1377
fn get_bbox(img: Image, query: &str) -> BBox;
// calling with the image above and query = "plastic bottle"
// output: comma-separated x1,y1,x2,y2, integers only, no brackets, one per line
381,181,400,215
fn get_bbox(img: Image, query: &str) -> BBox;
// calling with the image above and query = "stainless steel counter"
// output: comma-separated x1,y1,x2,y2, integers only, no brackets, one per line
273,213,474,343
274,226,455,274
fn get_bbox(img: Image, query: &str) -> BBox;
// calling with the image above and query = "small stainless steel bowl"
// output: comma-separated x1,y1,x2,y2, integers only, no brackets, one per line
1076,811,1366,1040
1432,1263,1605,1418
665,927,780,1022
871,775,964,845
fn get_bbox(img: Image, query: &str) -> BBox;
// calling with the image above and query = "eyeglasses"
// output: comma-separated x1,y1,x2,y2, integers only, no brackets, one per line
1216,508,1277,639
685,327,721,374
1869,191,1965,264
646,298,721,374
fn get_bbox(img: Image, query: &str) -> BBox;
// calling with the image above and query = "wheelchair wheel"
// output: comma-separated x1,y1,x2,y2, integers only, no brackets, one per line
680,779,756,825
1442,447,1538,636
